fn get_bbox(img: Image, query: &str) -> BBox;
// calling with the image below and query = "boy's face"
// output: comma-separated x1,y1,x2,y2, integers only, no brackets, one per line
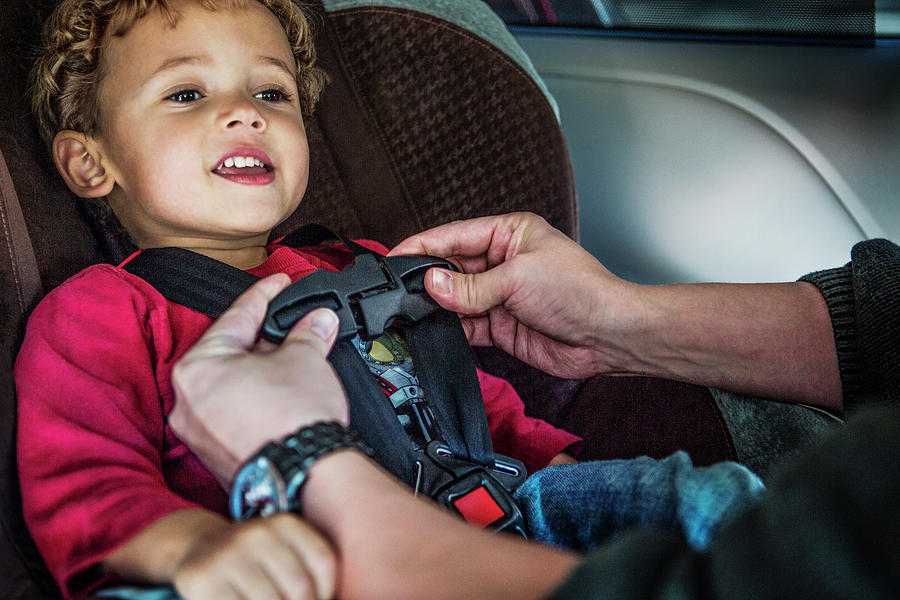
92,0,308,250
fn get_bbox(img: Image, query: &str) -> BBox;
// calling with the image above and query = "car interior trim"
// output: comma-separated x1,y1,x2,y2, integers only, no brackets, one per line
537,68,882,240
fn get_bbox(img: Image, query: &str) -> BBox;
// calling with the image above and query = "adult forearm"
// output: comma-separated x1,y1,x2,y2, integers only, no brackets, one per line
302,451,580,600
394,213,844,407
618,281,842,411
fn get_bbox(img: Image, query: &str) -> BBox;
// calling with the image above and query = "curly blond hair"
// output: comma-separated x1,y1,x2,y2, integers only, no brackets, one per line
31,0,324,146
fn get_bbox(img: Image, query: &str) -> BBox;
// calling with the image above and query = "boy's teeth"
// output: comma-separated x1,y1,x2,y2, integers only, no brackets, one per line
219,156,264,169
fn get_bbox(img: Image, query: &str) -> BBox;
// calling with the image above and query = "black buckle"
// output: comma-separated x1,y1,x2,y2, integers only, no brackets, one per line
423,442,528,537
439,471,526,536
261,253,456,343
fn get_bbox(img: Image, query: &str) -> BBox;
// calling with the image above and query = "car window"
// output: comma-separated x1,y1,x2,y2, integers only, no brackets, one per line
485,0,900,39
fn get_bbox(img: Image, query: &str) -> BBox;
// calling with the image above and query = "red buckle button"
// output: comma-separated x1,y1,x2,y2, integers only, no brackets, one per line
452,486,505,528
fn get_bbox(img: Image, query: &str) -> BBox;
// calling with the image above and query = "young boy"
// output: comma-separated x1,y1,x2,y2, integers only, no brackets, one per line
16,1,763,599
16,1,580,598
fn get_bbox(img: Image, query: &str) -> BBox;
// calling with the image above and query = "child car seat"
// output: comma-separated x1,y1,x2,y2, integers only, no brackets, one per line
1,1,742,597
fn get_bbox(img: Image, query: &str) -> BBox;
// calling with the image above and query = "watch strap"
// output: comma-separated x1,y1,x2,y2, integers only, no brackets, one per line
231,421,371,520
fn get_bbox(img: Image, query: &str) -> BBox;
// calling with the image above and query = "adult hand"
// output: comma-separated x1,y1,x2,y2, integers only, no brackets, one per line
390,212,641,379
170,273,349,483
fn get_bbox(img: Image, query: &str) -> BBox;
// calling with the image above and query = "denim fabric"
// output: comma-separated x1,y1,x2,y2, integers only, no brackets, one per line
514,451,765,552
96,585,180,600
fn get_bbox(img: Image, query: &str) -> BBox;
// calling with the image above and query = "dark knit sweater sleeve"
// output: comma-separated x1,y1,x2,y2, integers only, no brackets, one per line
799,238,900,411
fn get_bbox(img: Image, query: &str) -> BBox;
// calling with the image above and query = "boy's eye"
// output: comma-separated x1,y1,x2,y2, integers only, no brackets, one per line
166,89,203,103
255,88,291,102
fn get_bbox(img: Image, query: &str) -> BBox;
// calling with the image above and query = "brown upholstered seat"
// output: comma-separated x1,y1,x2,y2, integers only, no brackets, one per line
0,2,735,597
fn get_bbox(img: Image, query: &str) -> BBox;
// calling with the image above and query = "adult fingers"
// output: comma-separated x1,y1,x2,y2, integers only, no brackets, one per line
281,308,339,358
389,214,519,259
189,273,291,358
459,315,493,347
277,308,349,426
423,264,516,317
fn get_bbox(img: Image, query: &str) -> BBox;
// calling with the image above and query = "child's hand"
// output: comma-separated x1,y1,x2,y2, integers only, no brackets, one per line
172,513,336,600
548,452,577,466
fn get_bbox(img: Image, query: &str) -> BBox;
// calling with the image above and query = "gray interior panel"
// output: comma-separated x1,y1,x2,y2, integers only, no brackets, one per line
514,33,900,283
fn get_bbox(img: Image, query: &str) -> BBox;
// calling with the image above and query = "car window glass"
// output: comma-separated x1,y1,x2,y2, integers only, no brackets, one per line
485,0,900,39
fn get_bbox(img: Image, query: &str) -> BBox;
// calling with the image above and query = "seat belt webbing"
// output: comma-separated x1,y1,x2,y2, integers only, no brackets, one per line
406,310,494,467
125,247,258,318
328,342,418,486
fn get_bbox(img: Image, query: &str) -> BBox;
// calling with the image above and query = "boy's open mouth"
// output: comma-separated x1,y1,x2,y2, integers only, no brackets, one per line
212,152,275,185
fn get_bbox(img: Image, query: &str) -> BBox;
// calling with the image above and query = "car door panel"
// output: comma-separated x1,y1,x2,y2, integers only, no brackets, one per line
514,33,900,283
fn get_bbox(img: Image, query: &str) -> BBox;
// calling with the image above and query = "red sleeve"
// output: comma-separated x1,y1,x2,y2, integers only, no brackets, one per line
477,370,582,474
15,267,198,599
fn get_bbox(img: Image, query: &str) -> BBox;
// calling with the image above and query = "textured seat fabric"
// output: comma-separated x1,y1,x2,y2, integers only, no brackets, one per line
0,1,737,597
276,1,577,246
2,2,101,597
1,147,60,600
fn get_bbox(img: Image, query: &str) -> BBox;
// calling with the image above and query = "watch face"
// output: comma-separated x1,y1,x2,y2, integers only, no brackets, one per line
229,455,288,520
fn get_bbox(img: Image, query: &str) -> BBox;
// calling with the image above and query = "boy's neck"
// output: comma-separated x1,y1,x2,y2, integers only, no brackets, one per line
176,244,270,270
134,231,274,270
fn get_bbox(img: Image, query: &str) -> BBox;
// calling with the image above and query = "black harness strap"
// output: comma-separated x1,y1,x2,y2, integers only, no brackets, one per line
279,222,368,254
125,247,258,319
406,310,494,467
327,341,418,486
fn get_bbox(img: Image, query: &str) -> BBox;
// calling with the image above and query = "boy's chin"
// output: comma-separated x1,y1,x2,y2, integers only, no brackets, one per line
216,216,292,239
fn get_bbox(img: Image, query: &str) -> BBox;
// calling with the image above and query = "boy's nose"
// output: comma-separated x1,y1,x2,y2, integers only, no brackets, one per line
219,99,267,132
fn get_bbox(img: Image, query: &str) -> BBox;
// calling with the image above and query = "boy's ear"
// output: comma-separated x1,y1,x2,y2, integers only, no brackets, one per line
52,130,116,198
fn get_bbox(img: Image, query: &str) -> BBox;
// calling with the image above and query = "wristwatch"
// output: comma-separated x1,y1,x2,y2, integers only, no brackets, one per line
229,421,371,520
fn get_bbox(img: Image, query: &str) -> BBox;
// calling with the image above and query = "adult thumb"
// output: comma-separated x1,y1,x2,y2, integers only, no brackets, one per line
283,308,340,355
425,267,506,315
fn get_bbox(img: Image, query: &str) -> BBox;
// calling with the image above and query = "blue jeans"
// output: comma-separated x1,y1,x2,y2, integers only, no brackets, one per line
96,587,180,600
514,451,765,552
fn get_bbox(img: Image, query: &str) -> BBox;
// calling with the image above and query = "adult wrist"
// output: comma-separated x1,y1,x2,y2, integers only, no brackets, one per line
229,421,372,520
589,280,665,376
604,282,714,380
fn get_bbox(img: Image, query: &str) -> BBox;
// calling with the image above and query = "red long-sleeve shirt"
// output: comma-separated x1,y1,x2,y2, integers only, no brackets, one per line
16,241,580,598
